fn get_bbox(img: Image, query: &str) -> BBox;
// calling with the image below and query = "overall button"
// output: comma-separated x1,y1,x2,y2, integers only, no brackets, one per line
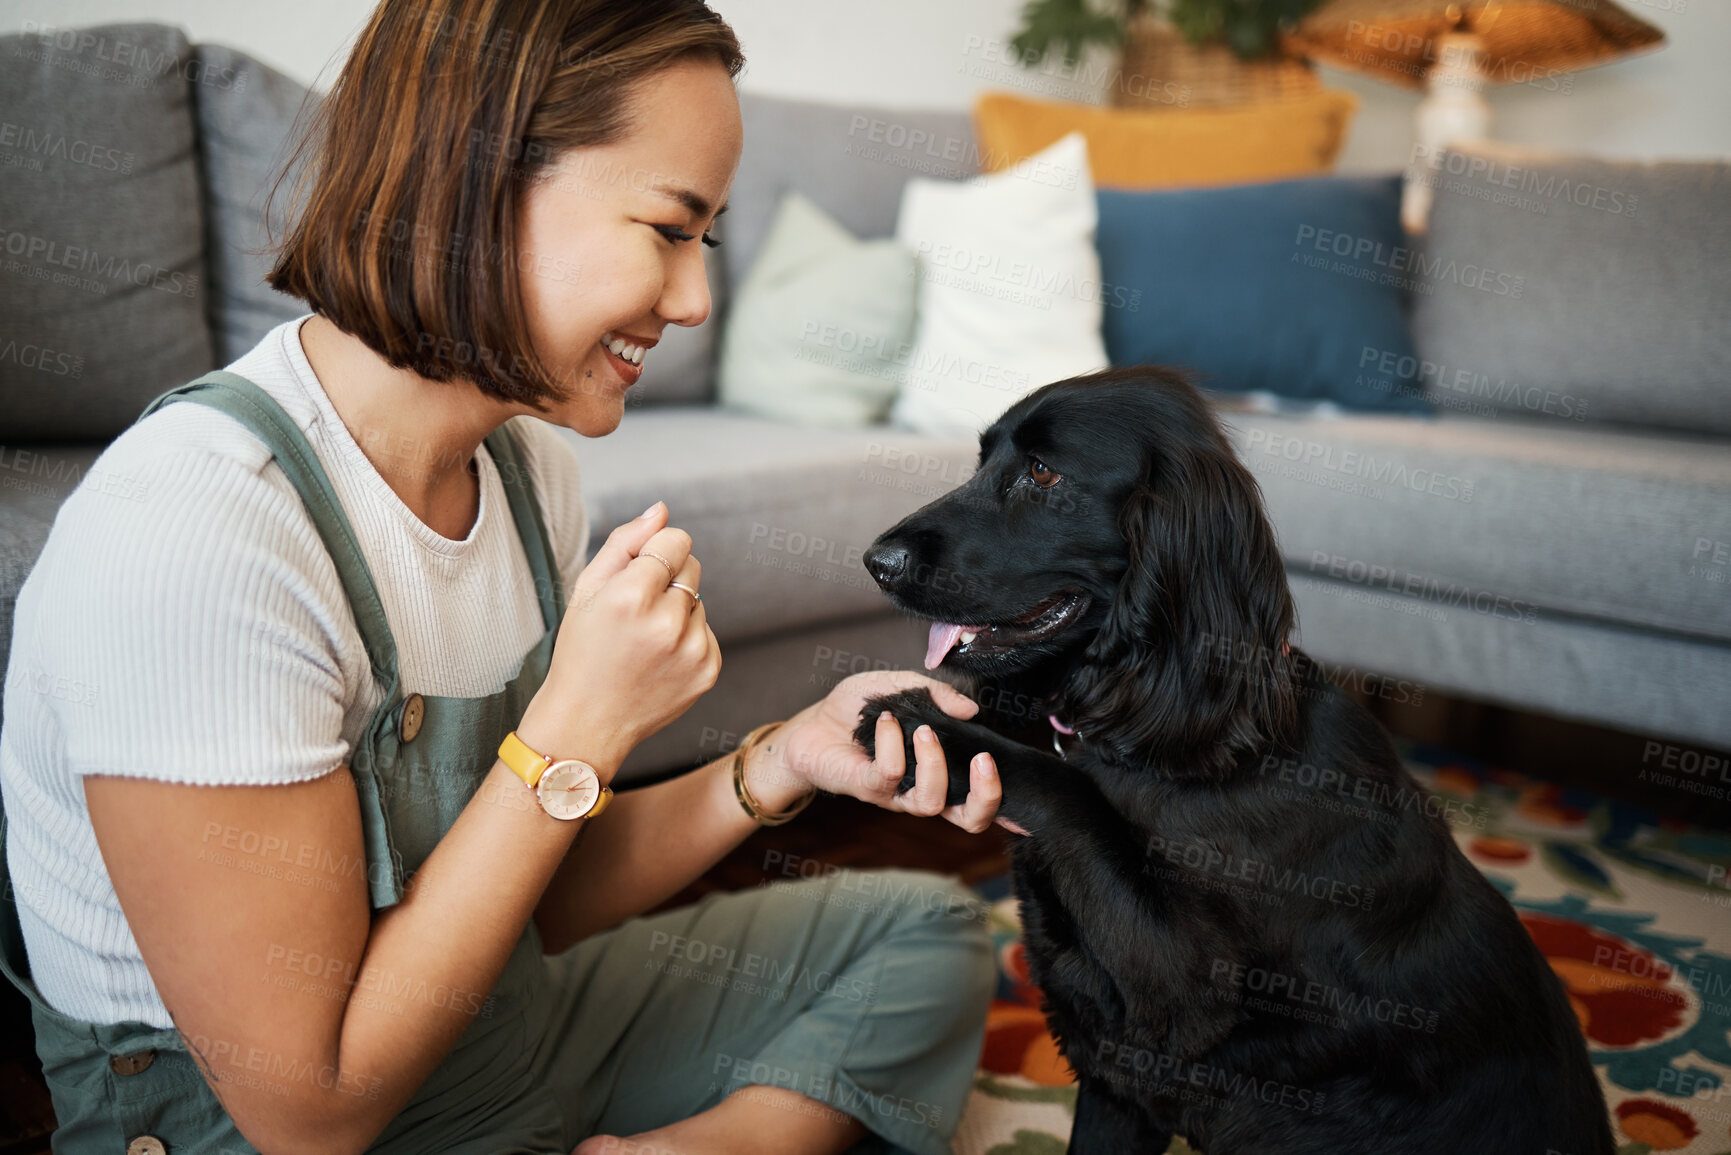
109,1049,155,1076
398,693,425,743
127,1137,167,1155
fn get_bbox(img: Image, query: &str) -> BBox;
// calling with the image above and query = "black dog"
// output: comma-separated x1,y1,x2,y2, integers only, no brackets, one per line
854,367,1613,1154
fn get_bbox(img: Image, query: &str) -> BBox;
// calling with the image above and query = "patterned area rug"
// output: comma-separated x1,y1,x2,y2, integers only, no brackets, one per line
947,742,1731,1155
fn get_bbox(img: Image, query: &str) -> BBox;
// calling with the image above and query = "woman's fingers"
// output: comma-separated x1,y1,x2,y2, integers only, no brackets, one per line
627,526,693,597
861,670,978,720
668,554,703,614
574,502,668,593
899,724,951,816
942,752,1002,834
926,679,981,720
873,711,905,794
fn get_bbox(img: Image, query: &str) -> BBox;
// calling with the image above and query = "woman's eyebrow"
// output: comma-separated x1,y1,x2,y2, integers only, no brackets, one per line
654,185,729,220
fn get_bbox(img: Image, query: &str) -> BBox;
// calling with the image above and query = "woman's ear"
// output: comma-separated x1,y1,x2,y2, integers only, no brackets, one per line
1066,449,1297,776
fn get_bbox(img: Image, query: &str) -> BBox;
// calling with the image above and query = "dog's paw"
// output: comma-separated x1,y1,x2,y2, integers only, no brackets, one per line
853,688,971,805
853,688,944,758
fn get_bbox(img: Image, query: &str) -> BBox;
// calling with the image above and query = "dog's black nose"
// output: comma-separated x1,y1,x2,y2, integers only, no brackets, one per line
865,543,909,588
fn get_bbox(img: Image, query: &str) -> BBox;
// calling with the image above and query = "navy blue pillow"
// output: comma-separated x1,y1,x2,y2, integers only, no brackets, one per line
1096,175,1431,412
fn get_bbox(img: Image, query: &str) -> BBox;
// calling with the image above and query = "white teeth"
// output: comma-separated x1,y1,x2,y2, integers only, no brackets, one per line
960,630,978,645
600,333,648,366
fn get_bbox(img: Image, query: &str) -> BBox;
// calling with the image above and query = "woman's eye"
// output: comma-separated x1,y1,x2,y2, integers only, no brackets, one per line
1028,458,1060,488
652,224,720,248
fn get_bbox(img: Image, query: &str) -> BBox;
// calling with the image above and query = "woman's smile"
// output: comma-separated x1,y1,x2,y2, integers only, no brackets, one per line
597,329,656,386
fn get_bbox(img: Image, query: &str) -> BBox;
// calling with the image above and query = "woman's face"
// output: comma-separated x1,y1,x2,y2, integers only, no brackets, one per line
515,55,743,437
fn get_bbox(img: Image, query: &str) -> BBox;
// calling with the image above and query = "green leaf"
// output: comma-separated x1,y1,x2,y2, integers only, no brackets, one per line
1166,0,1328,59
976,1073,1081,1109
987,1130,1070,1155
1541,840,1622,899
1008,0,1128,70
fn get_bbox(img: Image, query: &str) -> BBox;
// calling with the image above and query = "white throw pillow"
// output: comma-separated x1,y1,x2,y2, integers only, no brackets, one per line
716,190,918,427
889,132,1110,437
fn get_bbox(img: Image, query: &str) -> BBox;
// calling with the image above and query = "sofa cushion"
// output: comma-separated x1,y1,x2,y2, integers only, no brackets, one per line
1097,175,1431,412
892,132,1110,437
0,23,214,440
717,190,916,428
729,94,980,297
1412,142,1731,436
971,88,1359,189
555,409,976,645
191,43,318,365
1288,572,1731,753
1220,409,1731,645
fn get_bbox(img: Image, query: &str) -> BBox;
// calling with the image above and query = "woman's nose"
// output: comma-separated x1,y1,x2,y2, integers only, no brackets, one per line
658,244,712,328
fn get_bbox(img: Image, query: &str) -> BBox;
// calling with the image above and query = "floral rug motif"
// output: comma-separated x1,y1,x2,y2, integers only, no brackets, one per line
947,741,1731,1155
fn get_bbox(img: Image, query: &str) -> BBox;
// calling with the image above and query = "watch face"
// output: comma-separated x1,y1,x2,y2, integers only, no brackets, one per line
537,760,600,821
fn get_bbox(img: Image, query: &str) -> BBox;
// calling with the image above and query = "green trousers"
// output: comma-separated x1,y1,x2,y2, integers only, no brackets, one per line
521,865,996,1155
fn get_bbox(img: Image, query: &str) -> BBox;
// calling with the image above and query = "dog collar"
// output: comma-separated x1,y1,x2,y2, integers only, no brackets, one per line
1048,712,1082,756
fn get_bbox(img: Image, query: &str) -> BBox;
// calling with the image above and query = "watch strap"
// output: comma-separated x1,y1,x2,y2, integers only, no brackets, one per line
498,730,553,788
585,786,615,821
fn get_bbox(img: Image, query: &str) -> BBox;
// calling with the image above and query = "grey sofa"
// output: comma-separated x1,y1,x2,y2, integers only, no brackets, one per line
2,23,1727,789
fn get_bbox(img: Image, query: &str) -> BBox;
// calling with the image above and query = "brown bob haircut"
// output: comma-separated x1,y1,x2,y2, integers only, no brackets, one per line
267,0,743,412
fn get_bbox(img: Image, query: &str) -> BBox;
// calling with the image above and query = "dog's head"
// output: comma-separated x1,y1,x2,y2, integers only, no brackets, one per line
865,366,1297,774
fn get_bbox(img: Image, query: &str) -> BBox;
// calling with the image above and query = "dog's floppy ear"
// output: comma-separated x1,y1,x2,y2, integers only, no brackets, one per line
1067,440,1298,776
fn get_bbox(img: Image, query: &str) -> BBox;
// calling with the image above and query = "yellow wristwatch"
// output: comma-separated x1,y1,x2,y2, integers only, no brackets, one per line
497,731,614,822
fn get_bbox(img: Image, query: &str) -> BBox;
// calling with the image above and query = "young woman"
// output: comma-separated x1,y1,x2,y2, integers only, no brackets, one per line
0,3,1010,1153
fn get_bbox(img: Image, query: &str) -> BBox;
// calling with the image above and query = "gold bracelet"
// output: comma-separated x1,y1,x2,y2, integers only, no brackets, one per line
732,721,816,826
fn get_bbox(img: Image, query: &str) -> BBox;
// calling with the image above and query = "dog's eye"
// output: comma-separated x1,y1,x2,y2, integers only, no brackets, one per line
1028,458,1061,489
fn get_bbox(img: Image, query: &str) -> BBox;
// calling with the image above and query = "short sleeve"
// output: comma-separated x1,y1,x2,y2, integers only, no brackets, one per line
505,416,589,607
34,444,353,786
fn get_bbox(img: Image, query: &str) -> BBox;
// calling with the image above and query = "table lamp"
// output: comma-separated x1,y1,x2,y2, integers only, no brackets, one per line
1283,0,1665,231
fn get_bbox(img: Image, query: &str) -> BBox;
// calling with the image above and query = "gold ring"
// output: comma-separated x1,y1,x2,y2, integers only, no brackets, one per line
641,551,676,580
668,581,702,602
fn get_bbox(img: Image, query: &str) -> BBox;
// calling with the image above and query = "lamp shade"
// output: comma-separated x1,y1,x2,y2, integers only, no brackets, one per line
1283,0,1665,89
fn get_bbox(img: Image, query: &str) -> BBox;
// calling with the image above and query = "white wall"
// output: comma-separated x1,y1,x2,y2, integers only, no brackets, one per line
4,0,1726,170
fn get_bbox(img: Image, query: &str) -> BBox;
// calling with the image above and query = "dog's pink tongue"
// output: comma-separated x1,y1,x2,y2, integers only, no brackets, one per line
924,622,966,670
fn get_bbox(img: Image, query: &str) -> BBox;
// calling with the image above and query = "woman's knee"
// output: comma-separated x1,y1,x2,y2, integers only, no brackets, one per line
848,869,995,980
866,868,991,931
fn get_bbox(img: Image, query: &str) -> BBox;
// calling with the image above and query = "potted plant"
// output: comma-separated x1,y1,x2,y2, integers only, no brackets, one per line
1009,0,1328,108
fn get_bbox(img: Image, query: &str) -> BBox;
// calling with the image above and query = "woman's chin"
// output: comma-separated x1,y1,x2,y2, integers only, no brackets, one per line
565,395,627,439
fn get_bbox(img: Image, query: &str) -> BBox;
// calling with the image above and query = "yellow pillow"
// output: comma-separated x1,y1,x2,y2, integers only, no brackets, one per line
973,89,1359,190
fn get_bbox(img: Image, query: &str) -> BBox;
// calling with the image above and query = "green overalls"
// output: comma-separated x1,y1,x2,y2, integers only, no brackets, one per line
0,371,996,1155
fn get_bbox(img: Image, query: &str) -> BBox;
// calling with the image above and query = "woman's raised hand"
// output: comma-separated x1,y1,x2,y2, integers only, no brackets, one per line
521,501,720,776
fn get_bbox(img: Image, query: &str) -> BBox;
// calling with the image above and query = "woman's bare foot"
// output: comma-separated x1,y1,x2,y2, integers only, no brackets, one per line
571,1083,869,1155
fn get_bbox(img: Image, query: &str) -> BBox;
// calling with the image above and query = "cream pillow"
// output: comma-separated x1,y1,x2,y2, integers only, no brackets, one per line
717,190,918,428
890,132,1109,436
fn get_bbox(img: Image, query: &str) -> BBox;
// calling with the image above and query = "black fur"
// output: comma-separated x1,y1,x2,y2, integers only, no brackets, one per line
853,368,1614,1154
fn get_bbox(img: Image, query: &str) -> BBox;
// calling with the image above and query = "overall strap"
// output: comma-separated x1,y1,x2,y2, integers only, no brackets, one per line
483,420,566,630
133,371,404,705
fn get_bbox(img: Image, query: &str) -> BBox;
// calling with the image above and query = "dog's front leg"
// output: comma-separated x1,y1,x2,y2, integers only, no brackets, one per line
856,689,1239,1058
1069,1076,1171,1155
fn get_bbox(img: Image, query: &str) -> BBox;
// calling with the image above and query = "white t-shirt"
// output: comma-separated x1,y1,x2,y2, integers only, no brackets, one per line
0,315,589,1028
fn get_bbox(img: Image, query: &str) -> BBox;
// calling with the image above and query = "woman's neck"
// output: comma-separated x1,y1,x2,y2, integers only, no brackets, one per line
298,313,522,540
